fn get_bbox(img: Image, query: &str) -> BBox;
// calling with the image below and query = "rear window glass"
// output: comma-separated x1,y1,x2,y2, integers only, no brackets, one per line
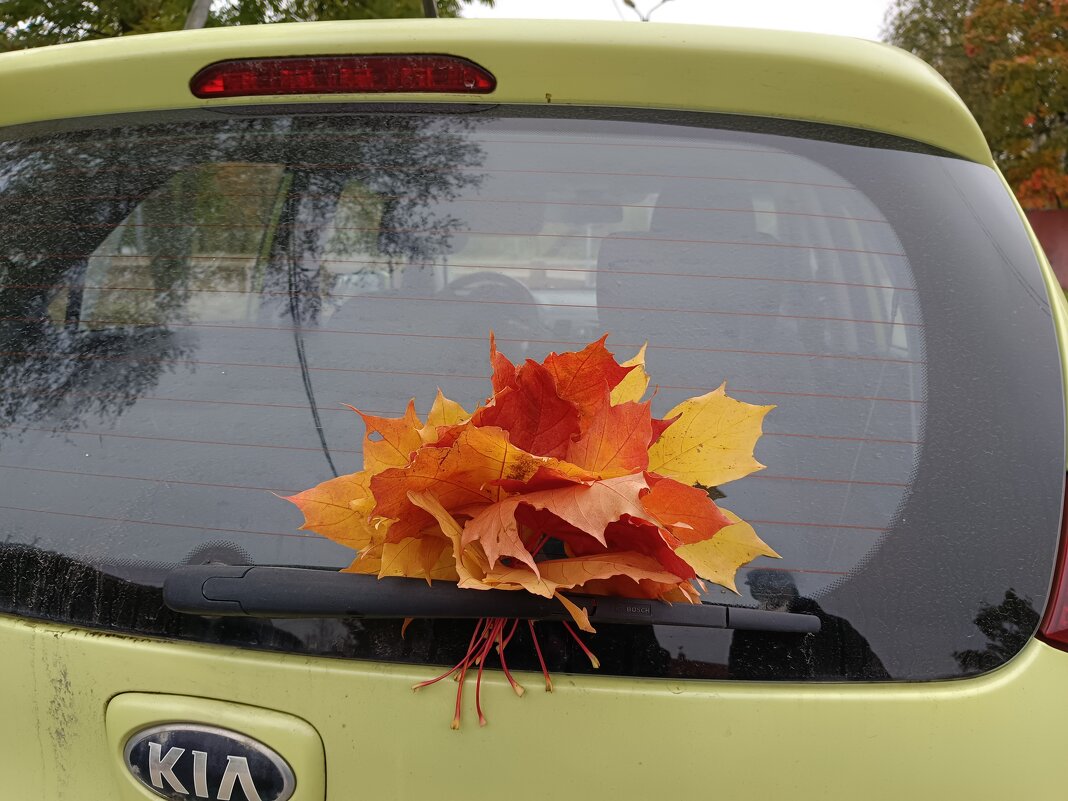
0,108,1061,681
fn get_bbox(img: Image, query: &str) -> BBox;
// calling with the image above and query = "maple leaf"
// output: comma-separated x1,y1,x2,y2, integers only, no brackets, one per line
543,334,633,421
581,575,701,603
284,470,380,550
640,475,731,545
343,548,382,576
553,593,595,634
355,399,423,473
426,389,469,426
675,508,780,592
373,425,595,541
473,359,581,459
561,518,698,581
377,425,513,509
407,491,595,631
647,383,774,487
522,472,656,542
488,331,517,394
607,344,675,447
418,389,470,444
610,343,649,405
478,562,560,598
491,464,594,494
462,473,653,565
458,496,542,575
406,490,490,587
649,414,678,448
565,397,653,478
345,535,458,584
536,550,686,590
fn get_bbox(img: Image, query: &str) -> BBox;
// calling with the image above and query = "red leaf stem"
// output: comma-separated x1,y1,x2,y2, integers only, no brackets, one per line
529,620,554,693
497,619,525,697
562,620,602,669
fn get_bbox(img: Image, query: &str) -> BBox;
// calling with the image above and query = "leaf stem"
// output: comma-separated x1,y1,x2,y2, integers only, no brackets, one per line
415,617,569,725
562,620,602,669
452,619,486,730
528,620,554,692
497,619,525,697
529,533,550,558
474,619,501,726
412,617,485,692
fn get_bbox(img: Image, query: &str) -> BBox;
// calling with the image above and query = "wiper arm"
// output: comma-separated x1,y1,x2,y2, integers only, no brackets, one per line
163,565,820,633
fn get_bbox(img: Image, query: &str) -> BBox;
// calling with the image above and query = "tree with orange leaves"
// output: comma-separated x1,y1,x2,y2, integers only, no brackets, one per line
885,0,1068,209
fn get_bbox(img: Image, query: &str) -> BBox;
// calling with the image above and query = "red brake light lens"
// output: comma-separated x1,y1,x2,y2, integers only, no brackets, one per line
1038,473,1068,650
190,55,496,99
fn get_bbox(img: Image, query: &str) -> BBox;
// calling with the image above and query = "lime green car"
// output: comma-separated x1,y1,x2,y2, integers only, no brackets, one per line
2,19,1067,801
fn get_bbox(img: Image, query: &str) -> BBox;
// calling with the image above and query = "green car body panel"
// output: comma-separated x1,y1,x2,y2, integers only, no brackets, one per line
3,616,1068,800
0,19,988,162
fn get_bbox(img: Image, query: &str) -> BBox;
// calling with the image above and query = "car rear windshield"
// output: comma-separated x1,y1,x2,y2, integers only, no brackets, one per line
0,107,1062,682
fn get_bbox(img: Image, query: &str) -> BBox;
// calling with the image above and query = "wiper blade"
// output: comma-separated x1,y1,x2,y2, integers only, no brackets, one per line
163,565,820,634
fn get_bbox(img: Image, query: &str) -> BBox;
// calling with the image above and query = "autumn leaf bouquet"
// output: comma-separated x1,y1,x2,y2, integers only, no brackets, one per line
286,334,778,726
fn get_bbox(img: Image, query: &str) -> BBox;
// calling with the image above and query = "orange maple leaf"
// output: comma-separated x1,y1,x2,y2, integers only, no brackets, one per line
543,334,633,421
565,396,654,477
354,399,423,473
461,473,653,560
488,331,518,394
472,359,580,459
371,425,594,542
283,470,380,550
640,475,732,546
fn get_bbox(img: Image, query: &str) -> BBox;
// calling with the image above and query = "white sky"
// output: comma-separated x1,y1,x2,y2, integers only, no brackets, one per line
460,0,893,42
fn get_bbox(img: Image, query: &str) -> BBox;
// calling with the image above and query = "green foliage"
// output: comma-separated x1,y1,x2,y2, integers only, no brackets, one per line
0,0,493,51
885,0,1068,209
1,0,190,47
213,0,491,25
954,589,1039,672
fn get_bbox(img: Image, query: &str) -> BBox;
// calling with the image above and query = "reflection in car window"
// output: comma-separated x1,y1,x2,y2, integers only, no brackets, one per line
0,110,1061,682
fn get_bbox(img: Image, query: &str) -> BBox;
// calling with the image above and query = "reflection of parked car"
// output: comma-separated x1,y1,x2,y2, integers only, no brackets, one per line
2,19,1067,801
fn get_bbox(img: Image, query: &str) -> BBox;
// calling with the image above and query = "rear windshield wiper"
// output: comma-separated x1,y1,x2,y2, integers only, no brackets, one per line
163,565,820,634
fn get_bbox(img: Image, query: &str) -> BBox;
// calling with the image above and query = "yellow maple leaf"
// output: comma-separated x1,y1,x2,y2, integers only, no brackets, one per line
537,551,684,591
418,389,470,444
342,549,381,576
406,490,490,587
479,563,559,598
380,536,458,583
647,383,774,487
675,509,780,592
553,592,596,636
609,343,649,405
425,389,470,427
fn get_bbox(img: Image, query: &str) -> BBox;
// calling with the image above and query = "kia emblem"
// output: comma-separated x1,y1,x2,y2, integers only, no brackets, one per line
123,724,295,801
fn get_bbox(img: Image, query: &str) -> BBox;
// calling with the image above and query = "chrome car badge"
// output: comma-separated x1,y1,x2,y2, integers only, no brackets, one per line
123,724,295,801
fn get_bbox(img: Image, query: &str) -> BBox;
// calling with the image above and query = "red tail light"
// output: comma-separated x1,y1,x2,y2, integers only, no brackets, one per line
190,55,496,99
1038,473,1068,649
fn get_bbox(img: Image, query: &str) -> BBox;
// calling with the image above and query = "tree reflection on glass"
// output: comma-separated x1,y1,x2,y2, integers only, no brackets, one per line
954,588,1040,673
0,112,486,446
